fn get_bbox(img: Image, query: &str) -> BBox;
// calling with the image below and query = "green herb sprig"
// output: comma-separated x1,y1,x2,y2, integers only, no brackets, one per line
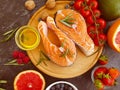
59,39,70,57
4,59,24,66
36,51,50,66
0,80,7,90
0,80,7,84
60,14,75,28
0,27,18,42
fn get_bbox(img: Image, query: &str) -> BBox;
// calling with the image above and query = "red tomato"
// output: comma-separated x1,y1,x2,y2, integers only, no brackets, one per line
93,33,107,46
94,67,108,79
102,74,115,86
80,7,91,17
88,0,98,10
87,25,96,39
93,9,101,18
97,18,106,29
74,0,83,10
86,15,94,25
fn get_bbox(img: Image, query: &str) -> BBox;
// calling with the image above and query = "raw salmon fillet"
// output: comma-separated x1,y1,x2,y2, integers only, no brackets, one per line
38,16,77,66
55,9,95,56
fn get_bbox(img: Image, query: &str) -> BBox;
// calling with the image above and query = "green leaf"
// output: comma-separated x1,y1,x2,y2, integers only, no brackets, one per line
60,14,75,28
0,27,18,43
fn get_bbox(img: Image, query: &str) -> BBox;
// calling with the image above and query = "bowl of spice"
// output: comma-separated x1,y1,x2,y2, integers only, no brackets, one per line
15,25,40,50
46,81,78,90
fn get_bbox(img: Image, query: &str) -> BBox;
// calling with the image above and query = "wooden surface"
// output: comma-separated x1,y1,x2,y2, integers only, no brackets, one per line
0,0,120,90
27,1,103,78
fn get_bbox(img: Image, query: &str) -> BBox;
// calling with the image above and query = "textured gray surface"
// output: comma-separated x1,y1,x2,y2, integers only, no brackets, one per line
0,0,120,90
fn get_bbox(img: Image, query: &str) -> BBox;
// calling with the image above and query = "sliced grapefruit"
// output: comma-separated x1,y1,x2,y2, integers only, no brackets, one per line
107,19,120,52
14,70,45,90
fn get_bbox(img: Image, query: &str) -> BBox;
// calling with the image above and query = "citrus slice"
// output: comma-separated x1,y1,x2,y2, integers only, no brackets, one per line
14,70,45,90
107,19,120,52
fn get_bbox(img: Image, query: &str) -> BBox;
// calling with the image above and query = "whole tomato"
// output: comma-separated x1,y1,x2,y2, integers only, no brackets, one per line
93,9,101,18
97,18,106,29
88,0,98,10
87,25,96,39
86,15,94,25
93,33,107,46
74,0,83,10
80,7,91,17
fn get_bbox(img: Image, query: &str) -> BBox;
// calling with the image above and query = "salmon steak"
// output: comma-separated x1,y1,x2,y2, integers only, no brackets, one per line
38,16,77,66
55,9,95,56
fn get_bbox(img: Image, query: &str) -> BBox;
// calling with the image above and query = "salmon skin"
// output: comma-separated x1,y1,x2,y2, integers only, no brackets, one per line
38,16,77,66
55,9,95,56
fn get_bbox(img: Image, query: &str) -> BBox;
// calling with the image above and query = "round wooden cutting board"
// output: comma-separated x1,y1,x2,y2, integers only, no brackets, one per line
27,1,103,78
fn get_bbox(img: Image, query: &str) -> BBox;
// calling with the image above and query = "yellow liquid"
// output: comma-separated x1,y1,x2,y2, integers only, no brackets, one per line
20,29,37,47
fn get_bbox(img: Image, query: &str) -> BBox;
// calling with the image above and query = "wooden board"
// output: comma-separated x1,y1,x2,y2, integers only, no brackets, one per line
27,1,103,78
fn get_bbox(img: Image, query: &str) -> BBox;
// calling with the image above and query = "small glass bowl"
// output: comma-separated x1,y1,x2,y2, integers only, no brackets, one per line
15,25,40,50
91,65,111,89
46,81,78,90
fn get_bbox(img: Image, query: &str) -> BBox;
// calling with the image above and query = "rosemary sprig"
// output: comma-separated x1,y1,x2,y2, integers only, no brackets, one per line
0,88,6,90
0,80,7,84
0,80,7,90
60,48,70,57
60,14,75,28
0,27,18,43
4,59,24,66
59,39,70,57
36,51,50,66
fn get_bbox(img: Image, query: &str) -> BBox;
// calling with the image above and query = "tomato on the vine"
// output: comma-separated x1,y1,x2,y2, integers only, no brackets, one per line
88,0,98,10
93,33,107,46
97,18,106,29
87,25,96,39
74,0,83,10
93,9,101,18
86,15,94,25
80,7,91,17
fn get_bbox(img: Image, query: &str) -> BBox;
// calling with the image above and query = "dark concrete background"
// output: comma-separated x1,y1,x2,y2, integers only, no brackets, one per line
0,0,120,90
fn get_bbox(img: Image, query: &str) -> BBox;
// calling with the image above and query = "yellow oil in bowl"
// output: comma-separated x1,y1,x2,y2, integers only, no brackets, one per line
15,25,40,50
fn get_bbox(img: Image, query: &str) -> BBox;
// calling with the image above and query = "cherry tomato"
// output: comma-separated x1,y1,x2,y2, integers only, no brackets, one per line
87,25,96,39
93,33,107,46
97,18,106,29
93,9,101,18
88,0,98,10
86,15,94,25
74,0,83,10
80,7,91,17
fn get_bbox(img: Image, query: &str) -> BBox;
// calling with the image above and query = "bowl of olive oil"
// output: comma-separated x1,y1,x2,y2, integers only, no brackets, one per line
15,25,40,50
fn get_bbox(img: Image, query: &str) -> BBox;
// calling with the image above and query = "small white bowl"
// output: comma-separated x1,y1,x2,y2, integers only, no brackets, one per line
46,81,78,90
91,65,111,89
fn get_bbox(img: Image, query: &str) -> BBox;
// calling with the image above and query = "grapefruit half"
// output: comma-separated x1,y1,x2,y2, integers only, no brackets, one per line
107,19,120,52
14,70,45,90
